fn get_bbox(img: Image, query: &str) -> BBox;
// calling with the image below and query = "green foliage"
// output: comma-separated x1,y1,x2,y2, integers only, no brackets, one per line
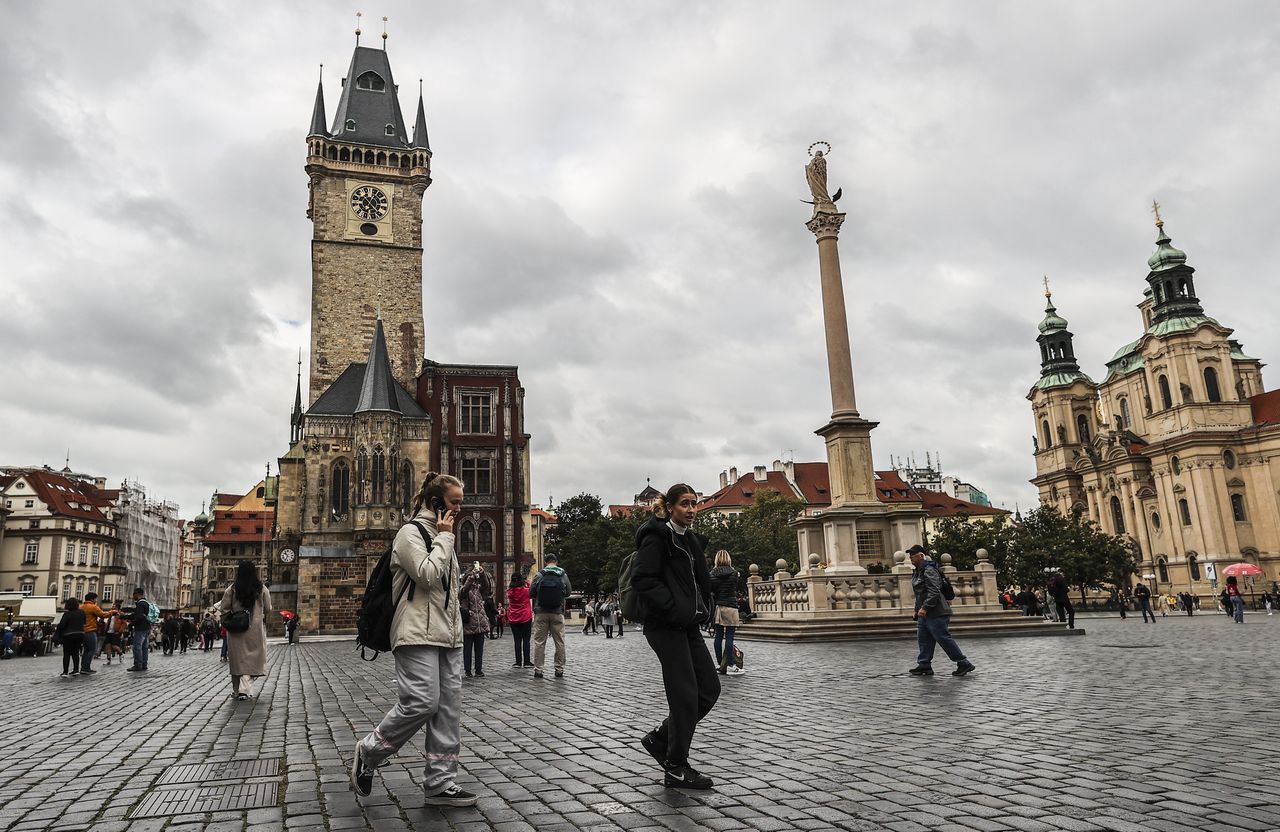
699,490,805,583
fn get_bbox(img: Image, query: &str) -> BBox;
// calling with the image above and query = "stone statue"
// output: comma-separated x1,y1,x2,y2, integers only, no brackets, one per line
804,145,841,213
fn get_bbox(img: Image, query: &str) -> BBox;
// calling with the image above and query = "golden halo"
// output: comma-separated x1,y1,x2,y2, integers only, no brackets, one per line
808,141,831,157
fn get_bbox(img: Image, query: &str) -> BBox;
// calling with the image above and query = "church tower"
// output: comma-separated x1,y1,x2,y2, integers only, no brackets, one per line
304,43,432,404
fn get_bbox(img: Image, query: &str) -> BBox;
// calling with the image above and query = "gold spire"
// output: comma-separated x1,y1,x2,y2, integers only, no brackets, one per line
1152,199,1163,229
354,11,362,46
1042,274,1052,301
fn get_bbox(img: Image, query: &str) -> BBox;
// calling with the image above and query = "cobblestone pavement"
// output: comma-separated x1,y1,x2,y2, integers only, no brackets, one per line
1,613,1277,832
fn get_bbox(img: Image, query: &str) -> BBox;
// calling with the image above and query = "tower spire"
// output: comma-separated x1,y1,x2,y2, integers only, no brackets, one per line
412,79,430,149
308,64,328,137
1033,284,1089,388
354,11,362,46
290,348,304,444
1144,206,1204,323
382,16,388,50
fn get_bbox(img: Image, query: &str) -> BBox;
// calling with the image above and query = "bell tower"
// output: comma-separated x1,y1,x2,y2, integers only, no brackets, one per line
304,41,432,404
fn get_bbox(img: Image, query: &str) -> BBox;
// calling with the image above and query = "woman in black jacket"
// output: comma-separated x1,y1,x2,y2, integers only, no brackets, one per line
632,483,720,790
57,598,87,676
708,551,744,675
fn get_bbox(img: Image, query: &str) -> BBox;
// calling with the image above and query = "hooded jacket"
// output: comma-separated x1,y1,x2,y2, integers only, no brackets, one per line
708,565,739,609
911,559,952,619
530,565,572,613
390,509,463,650
632,516,713,629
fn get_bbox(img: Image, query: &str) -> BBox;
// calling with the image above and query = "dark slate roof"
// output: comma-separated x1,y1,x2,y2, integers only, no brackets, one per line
309,362,425,417
309,74,328,137
356,319,400,413
412,90,430,149
330,46,410,148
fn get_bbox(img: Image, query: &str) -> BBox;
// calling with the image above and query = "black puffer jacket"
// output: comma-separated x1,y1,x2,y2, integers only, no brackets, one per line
632,516,712,629
708,566,739,609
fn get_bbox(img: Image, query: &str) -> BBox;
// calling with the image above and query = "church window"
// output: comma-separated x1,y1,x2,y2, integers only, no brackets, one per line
1109,496,1126,534
1223,450,1236,469
345,119,357,131
1040,420,1052,450
1119,398,1131,429
356,449,368,504
1231,494,1246,522
339,147,350,162
1178,498,1192,526
372,447,386,504
1076,414,1090,443
331,460,351,516
460,457,493,496
1171,455,1181,475
1188,554,1201,581
1157,557,1169,584
1158,375,1172,409
461,393,493,434
326,145,337,160
401,461,413,513
478,520,495,553
356,71,386,92
459,520,477,554
1203,367,1222,403
1150,512,1161,532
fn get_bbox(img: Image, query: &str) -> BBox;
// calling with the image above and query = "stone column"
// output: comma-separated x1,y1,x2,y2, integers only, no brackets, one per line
806,211,858,420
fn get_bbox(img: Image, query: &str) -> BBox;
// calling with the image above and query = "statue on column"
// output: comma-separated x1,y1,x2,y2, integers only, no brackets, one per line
804,141,842,214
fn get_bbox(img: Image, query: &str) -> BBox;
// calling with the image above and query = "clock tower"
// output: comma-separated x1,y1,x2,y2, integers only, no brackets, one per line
304,45,431,404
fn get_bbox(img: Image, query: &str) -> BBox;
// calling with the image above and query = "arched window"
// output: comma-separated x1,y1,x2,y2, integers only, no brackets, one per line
339,147,350,162
1171,455,1181,475
1231,494,1246,522
477,520,495,553
459,520,477,554
1150,512,1161,532
326,145,337,160
1110,496,1126,534
1204,367,1222,402
356,71,386,91
1157,557,1169,584
1119,398,1132,429
1178,499,1192,526
1076,414,1090,443
1223,449,1237,469
1188,554,1201,582
331,459,351,515
1158,375,1172,409
356,449,368,505
1041,419,1052,449
371,446,385,504
401,461,414,513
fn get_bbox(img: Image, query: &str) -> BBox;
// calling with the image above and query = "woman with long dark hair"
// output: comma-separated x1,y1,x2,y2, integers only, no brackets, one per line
632,483,720,790
57,598,86,676
222,560,272,700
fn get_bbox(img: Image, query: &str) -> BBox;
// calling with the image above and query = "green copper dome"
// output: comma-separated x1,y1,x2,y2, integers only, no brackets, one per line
1147,223,1187,272
1038,301,1068,333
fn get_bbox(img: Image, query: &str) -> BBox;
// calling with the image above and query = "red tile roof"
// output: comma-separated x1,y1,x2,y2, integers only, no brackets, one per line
917,489,1010,519
1251,390,1280,425
15,470,115,522
698,464,931,512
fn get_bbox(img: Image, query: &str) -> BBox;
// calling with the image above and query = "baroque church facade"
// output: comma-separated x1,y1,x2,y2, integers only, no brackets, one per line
274,44,533,633
1029,214,1280,596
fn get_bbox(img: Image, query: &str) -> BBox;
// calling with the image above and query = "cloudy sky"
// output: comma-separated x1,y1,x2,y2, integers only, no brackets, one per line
3,1,1279,518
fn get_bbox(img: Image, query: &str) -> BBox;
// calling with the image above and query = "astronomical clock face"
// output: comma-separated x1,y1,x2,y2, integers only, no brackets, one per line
279,548,297,564
349,185,389,221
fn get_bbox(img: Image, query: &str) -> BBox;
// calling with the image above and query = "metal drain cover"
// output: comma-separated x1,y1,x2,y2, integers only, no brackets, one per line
130,782,278,818
159,758,280,785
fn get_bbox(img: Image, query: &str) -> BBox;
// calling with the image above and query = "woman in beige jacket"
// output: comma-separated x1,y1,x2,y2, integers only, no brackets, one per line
351,472,477,807
222,560,271,700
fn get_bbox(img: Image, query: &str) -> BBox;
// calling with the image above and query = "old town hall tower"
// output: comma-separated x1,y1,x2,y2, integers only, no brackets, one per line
304,45,431,403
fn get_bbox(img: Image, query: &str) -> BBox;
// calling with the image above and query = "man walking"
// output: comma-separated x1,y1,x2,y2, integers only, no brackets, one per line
907,544,974,677
530,553,571,679
1133,581,1156,623
79,592,115,674
128,588,153,671
1047,570,1075,629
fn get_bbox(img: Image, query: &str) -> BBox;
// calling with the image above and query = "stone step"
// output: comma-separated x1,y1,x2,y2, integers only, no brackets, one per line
735,612,1081,642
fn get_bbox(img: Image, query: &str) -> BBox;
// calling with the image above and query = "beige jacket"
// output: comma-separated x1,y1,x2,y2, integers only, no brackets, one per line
390,509,463,651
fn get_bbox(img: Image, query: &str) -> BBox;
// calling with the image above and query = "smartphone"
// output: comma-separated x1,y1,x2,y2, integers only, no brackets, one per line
432,496,447,514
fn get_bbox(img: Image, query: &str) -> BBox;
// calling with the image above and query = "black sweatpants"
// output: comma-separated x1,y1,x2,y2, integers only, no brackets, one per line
1053,598,1075,628
643,624,721,767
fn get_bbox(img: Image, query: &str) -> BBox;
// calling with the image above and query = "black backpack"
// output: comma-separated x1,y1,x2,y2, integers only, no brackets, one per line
535,569,566,612
931,564,956,601
356,522,436,660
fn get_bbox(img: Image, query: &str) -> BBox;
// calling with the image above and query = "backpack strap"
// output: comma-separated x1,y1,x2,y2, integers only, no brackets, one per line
408,521,450,609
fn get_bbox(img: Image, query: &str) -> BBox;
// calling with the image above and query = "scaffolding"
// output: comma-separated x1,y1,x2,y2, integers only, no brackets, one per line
112,480,181,608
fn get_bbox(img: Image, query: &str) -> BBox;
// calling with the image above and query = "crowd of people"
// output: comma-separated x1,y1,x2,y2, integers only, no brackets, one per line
996,573,1276,625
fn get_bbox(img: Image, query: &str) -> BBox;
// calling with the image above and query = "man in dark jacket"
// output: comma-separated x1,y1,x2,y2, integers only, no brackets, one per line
908,545,974,677
1133,581,1156,623
128,588,152,671
1047,570,1075,629
631,486,720,791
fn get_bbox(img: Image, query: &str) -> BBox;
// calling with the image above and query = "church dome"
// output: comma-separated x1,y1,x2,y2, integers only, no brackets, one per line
1147,224,1187,272
1038,302,1068,334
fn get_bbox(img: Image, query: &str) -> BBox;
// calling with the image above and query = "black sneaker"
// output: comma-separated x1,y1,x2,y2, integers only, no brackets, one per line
512,662,523,668
663,763,713,790
81,669,97,674
908,665,934,676
474,670,485,677
953,662,976,677
533,670,543,679
554,670,564,678
424,784,478,807
350,743,374,797
641,731,667,767
126,666,141,672
523,662,535,668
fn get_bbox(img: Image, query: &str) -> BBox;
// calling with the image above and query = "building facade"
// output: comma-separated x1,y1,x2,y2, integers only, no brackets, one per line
1029,215,1280,595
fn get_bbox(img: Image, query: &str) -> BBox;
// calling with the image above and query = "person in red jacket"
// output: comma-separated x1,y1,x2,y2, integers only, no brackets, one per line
506,572,534,668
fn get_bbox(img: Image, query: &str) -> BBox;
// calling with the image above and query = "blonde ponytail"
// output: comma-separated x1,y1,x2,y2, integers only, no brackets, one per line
410,472,463,515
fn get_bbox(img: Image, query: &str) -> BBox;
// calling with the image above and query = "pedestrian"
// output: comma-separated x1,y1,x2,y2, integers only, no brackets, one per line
582,597,597,636
708,550,745,675
491,602,505,640
907,544,975,678
78,592,115,674
161,613,180,655
461,564,490,678
1115,588,1128,619
614,594,626,638
1262,592,1274,616
127,588,153,672
506,571,534,668
530,553,571,679
1133,581,1156,623
632,482,720,790
220,622,229,662
106,602,127,663
56,598,87,677
1047,570,1075,630
202,614,218,651
1225,576,1245,623
222,560,272,700
285,615,299,644
180,616,195,652
350,472,476,807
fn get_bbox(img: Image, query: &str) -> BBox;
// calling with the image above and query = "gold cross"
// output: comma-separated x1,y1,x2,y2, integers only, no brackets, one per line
1152,200,1163,227
1043,275,1052,300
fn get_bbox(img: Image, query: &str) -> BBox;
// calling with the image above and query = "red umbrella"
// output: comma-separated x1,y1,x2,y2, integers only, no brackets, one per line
1221,563,1264,578
279,610,297,619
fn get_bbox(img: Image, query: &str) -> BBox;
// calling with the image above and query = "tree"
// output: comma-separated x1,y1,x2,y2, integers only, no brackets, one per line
701,490,805,583
926,514,1016,576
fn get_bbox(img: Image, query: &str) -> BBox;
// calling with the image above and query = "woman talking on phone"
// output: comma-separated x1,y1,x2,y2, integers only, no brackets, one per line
632,482,720,790
350,472,478,807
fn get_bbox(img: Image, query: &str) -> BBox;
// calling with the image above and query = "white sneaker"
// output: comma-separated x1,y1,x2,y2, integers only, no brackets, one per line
726,666,746,675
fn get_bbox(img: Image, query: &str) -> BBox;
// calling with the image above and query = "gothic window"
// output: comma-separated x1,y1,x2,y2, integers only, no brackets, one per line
1178,498,1192,526
1119,398,1132,429
1076,414,1090,443
477,520,495,554
1203,367,1222,403
1231,494,1246,522
1158,375,1172,410
1157,557,1169,584
356,71,386,91
356,449,368,505
1041,420,1052,449
459,520,477,555
331,460,351,516
372,446,386,504
1110,496,1126,534
460,393,493,434
339,147,350,162
461,456,493,496
1188,554,1201,582
401,461,413,513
